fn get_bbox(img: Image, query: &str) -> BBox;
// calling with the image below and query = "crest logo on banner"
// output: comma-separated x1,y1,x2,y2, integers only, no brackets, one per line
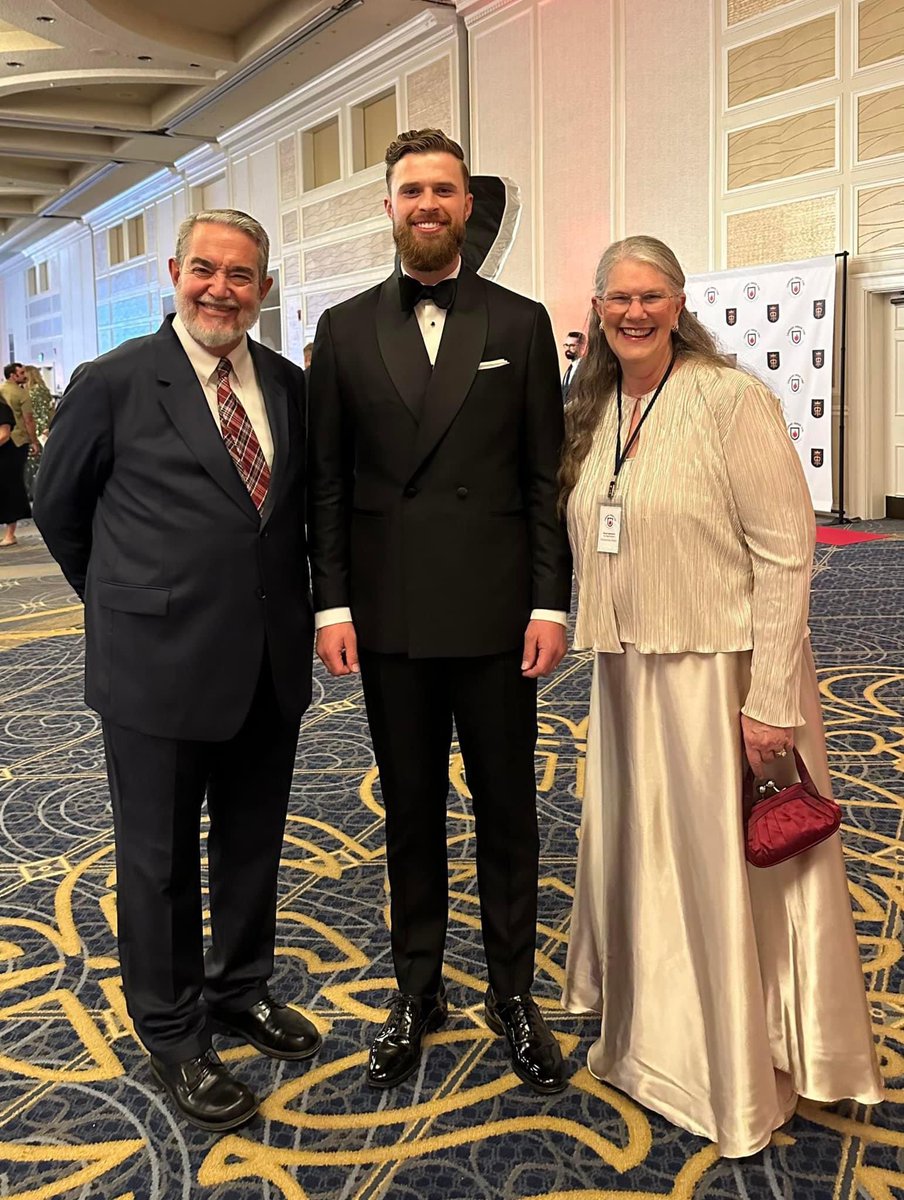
683,255,837,513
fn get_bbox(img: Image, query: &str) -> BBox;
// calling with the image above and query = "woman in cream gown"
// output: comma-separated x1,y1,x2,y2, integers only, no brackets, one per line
560,236,883,1158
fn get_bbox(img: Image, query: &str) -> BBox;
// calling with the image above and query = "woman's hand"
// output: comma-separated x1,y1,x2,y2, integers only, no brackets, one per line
741,714,793,776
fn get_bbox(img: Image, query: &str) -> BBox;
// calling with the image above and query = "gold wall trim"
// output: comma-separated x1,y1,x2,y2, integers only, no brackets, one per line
303,228,394,284
727,0,797,25
726,193,837,267
858,0,904,68
858,84,904,161
858,182,904,252
728,14,835,107
301,179,387,240
728,105,835,189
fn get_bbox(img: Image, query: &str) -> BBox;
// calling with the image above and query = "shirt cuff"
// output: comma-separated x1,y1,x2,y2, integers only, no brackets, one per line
530,609,568,627
315,607,353,630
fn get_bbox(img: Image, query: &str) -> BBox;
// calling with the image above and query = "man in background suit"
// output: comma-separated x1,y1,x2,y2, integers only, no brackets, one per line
561,331,585,402
308,130,572,1094
34,209,318,1132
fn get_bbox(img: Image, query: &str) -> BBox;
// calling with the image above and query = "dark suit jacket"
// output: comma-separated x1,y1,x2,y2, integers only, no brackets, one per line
307,266,571,657
34,317,313,740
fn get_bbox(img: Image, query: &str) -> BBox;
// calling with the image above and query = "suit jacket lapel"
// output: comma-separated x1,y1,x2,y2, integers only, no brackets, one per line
407,266,487,482
154,322,259,522
376,275,432,422
248,339,289,528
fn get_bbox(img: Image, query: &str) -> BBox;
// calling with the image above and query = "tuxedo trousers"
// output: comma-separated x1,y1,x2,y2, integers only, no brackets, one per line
359,648,540,999
102,653,300,1062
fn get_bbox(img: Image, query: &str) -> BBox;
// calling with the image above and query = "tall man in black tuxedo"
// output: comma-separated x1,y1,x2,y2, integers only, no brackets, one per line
308,131,572,1094
34,210,319,1132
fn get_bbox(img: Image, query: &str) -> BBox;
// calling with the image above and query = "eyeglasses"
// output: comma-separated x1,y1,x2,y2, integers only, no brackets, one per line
598,292,678,314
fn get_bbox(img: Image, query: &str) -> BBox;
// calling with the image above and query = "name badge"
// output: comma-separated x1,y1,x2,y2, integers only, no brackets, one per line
597,501,622,554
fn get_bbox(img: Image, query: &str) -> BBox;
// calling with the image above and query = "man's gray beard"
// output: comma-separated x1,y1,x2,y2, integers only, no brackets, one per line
175,290,260,349
394,219,465,274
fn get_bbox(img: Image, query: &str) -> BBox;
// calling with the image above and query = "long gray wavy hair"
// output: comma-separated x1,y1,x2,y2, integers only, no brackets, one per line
558,235,731,511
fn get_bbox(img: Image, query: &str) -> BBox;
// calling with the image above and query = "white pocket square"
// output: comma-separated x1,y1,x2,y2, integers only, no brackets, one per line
477,358,510,370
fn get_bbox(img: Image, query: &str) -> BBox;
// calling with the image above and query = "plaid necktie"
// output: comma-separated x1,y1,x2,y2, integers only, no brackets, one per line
215,358,270,512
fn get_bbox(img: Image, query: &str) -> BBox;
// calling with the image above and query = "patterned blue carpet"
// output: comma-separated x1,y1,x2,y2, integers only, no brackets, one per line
0,523,901,1200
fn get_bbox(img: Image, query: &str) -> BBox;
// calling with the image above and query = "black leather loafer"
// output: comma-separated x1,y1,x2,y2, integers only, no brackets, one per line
367,986,448,1089
485,989,567,1094
149,1049,257,1131
209,996,322,1061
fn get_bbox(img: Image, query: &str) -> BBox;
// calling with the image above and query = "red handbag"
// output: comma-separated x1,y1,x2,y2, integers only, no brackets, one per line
745,749,842,868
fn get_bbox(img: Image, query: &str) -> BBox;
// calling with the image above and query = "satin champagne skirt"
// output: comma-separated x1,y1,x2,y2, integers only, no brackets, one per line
562,640,883,1158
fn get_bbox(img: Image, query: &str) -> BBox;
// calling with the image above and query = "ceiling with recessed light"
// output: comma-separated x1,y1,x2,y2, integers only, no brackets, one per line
0,0,452,262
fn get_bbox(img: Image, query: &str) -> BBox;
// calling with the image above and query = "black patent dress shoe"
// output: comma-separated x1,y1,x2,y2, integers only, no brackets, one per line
485,989,567,1094
367,986,448,1088
209,995,322,1061
149,1048,257,1131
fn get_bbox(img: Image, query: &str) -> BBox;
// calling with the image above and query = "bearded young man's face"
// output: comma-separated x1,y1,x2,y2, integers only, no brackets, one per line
385,151,472,275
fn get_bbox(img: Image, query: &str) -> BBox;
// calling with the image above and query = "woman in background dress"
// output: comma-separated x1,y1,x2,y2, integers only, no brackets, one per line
560,234,882,1157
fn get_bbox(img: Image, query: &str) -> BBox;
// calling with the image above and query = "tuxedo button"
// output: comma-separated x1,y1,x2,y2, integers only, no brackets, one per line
256,587,266,600
456,487,468,499
404,486,418,499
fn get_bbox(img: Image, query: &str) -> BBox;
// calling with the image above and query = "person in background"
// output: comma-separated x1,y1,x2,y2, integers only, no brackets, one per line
0,363,35,545
303,342,314,372
560,234,882,1156
34,208,318,1133
561,331,585,402
0,388,30,547
23,365,54,440
309,129,572,1095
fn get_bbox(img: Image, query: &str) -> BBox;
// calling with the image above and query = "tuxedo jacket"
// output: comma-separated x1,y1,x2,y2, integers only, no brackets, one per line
307,266,572,657
34,317,313,741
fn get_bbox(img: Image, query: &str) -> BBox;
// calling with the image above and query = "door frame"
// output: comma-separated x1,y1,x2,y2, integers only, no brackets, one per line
848,251,904,519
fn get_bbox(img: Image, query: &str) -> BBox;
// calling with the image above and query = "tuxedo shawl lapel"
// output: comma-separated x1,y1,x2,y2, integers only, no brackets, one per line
407,266,487,482
154,323,259,523
376,275,432,422
248,338,289,529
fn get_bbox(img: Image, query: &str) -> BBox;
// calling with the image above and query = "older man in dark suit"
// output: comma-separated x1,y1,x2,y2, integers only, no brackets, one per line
308,130,572,1094
34,209,318,1132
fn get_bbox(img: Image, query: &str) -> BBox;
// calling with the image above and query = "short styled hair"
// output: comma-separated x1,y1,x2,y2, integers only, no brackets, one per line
566,331,586,343
3,362,22,379
174,209,270,282
384,129,469,191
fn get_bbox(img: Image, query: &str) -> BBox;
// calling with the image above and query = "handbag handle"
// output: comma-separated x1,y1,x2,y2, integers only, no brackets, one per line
745,747,818,809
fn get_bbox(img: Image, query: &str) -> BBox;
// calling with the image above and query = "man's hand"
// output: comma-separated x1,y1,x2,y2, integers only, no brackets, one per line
521,619,567,678
316,621,359,676
741,713,793,776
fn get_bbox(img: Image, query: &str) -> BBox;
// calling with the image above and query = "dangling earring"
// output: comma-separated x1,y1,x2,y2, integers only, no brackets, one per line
672,324,679,333
599,320,605,331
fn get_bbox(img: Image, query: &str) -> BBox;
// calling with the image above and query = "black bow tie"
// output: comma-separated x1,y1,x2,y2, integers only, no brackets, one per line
399,275,458,312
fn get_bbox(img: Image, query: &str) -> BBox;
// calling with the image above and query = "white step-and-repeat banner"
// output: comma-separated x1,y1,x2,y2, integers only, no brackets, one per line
685,255,836,513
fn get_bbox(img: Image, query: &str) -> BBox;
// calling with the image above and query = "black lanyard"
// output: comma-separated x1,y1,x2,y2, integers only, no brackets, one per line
608,352,676,500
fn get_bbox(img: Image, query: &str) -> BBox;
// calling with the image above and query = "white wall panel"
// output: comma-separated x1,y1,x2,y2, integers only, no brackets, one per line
539,0,611,341
622,0,713,273
470,6,535,296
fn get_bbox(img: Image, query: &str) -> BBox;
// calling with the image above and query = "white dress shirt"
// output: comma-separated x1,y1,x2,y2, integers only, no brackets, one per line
315,260,566,631
172,314,273,467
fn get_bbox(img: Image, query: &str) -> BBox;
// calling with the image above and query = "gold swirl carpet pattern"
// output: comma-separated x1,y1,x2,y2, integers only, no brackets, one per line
0,522,902,1200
